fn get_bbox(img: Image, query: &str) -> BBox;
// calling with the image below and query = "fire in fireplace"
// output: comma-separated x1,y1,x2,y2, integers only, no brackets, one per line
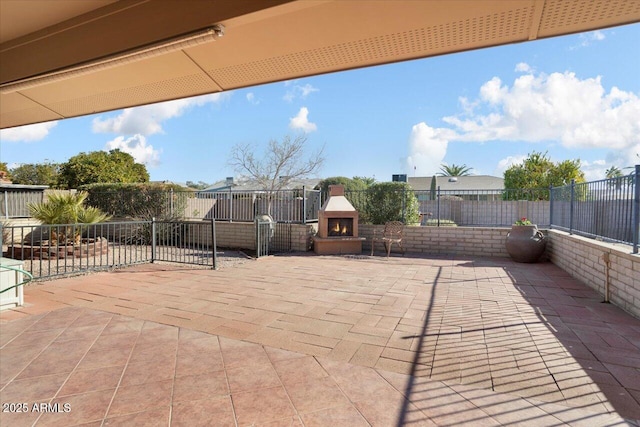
328,218,353,236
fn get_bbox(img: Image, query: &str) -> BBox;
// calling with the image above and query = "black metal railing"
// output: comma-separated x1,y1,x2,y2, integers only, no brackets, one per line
550,166,639,252
1,219,217,280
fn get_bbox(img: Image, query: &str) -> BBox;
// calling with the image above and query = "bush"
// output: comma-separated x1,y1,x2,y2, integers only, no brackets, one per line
362,182,420,225
81,183,191,220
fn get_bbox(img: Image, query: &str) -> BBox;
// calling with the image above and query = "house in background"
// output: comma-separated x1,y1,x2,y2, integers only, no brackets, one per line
194,177,322,223
200,177,321,193
408,175,505,201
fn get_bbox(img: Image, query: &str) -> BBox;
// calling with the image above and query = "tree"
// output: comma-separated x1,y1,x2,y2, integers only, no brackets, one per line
0,162,10,182
228,135,324,214
10,162,61,186
429,175,437,200
605,166,623,179
438,163,472,176
58,150,149,189
315,176,371,194
503,151,585,200
185,180,210,190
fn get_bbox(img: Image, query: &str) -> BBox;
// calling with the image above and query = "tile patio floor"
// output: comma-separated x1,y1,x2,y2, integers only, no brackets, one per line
1,253,639,426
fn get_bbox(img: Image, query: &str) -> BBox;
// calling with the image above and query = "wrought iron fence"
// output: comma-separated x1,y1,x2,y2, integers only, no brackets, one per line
85,187,321,224
550,166,639,252
0,219,217,280
193,188,320,223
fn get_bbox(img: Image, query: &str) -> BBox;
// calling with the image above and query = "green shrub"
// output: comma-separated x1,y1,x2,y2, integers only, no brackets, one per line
81,183,191,220
28,191,111,244
362,182,420,225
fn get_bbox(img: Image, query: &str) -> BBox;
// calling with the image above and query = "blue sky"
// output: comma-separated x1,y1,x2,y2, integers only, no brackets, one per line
1,23,639,184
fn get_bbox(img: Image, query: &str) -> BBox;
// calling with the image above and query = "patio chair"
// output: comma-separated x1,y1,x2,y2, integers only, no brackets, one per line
370,221,405,258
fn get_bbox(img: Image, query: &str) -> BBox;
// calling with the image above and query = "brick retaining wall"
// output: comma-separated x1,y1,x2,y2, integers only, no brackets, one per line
359,224,513,258
547,230,639,318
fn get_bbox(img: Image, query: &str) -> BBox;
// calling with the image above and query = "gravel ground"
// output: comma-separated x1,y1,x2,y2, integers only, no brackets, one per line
3,244,253,283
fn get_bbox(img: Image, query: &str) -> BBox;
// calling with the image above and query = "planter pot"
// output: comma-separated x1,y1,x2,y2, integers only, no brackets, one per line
505,225,546,263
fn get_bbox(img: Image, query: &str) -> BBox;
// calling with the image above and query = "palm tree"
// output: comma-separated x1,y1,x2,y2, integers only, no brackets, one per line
28,191,110,244
605,166,623,179
438,164,473,176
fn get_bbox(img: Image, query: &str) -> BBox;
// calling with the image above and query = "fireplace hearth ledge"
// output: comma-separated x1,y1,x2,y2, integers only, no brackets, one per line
313,236,366,255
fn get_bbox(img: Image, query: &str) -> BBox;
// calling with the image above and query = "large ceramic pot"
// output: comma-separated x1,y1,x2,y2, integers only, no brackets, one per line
505,225,546,263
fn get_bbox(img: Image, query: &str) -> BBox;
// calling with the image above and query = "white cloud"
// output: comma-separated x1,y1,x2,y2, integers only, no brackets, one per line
246,92,259,105
442,70,640,161
405,123,453,176
0,121,58,142
570,30,607,49
104,134,161,166
289,107,317,133
283,83,319,102
407,66,640,174
515,62,532,73
93,92,230,135
494,155,527,176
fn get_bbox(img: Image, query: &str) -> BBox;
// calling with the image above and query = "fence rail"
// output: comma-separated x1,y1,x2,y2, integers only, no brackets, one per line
550,166,639,252
343,188,551,228
1,219,217,280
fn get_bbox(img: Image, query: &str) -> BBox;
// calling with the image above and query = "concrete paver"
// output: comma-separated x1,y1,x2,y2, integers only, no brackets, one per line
1,253,639,426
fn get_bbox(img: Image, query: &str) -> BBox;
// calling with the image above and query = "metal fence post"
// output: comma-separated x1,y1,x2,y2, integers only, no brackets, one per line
569,179,575,235
549,185,554,229
229,188,233,222
211,218,217,269
3,190,8,219
633,165,640,254
170,189,174,217
151,217,156,263
302,185,307,225
437,186,441,227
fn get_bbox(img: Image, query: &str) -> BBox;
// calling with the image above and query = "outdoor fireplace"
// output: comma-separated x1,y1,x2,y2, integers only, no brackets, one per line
314,185,364,255
328,218,353,237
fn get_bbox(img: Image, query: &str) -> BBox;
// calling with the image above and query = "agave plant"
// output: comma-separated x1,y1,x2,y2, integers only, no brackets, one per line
28,191,110,245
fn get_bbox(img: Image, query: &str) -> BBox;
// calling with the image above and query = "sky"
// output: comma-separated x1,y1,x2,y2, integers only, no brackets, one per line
1,23,639,185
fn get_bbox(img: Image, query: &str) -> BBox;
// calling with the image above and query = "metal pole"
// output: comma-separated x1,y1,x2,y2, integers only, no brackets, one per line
633,165,640,254
302,185,307,225
549,185,553,229
211,218,217,269
401,186,406,223
437,186,441,227
151,217,156,263
170,189,174,217
569,179,575,235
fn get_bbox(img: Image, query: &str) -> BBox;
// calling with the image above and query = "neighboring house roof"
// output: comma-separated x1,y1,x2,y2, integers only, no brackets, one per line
0,183,49,191
202,177,322,192
408,175,504,192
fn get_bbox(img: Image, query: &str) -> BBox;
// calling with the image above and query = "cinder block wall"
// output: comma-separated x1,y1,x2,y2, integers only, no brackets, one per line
196,222,316,252
212,222,255,250
547,230,640,318
359,224,513,257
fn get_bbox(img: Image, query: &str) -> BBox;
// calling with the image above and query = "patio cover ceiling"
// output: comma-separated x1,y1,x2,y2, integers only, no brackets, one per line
1,0,639,129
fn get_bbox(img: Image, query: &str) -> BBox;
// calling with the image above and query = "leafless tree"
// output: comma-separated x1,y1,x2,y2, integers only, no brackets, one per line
228,135,325,215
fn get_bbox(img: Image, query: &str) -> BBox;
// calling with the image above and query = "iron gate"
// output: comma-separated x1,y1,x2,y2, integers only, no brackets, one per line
255,218,292,258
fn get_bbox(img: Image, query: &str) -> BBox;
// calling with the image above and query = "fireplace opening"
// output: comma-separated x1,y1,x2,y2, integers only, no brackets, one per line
328,218,353,237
